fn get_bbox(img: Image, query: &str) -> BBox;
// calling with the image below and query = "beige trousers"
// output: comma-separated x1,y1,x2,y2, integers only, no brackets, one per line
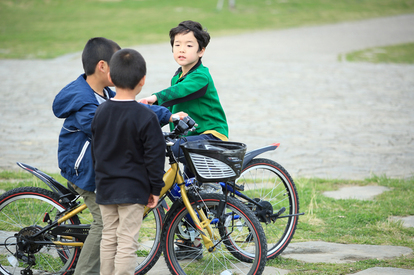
99,203,144,275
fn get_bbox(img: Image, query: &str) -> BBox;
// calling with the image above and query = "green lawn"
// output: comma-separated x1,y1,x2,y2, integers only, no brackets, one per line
1,0,414,59
346,42,414,64
270,175,414,273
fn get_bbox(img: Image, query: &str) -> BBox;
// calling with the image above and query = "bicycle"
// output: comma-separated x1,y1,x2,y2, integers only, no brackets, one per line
0,117,268,275
180,144,303,261
164,143,303,263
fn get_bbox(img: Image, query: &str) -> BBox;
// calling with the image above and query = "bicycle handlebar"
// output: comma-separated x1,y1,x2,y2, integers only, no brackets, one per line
164,116,197,143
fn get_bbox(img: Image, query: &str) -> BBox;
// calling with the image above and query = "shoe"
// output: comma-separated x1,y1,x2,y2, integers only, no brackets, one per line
175,239,203,260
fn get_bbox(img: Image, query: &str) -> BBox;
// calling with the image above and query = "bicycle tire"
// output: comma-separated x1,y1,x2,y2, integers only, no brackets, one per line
162,193,267,275
0,187,164,275
134,205,164,275
236,158,299,260
0,187,81,275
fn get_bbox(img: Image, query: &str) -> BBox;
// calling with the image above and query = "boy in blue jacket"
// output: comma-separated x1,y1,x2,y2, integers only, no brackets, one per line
53,37,181,275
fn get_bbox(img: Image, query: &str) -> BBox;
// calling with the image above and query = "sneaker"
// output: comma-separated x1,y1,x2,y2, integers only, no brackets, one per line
175,239,203,260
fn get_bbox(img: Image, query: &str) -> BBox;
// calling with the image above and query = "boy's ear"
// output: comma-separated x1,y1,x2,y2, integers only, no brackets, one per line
97,60,108,73
139,75,146,87
198,48,206,58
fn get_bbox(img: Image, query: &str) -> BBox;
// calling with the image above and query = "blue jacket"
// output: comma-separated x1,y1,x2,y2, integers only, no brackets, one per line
53,74,171,192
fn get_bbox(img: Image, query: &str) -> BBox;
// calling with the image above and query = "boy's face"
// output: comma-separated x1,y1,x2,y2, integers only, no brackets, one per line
102,61,113,87
172,31,205,73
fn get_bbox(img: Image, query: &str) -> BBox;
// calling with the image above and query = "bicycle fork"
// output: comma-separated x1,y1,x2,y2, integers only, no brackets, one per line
144,163,217,252
179,181,217,251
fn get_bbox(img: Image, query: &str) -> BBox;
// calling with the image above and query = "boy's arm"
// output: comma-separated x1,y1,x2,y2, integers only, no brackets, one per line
139,95,157,105
90,115,97,168
140,103,187,126
141,104,171,126
154,72,209,107
74,103,98,138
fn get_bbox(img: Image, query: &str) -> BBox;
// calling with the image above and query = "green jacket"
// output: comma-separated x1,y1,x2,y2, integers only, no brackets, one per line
154,60,228,140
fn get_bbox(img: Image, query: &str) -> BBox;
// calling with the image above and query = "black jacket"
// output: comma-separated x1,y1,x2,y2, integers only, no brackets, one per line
91,99,166,205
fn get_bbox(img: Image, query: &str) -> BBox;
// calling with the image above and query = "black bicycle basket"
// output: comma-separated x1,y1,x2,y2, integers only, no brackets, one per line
180,140,247,182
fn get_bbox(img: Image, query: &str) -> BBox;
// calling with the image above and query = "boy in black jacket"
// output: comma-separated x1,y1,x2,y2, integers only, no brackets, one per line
91,48,165,275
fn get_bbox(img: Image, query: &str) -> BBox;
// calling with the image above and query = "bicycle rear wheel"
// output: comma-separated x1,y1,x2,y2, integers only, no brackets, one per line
162,193,267,275
236,158,299,259
0,187,81,275
0,187,164,275
134,205,164,275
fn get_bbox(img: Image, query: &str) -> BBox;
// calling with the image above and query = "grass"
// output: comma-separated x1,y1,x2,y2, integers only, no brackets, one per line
1,0,414,59
294,176,414,244
0,170,93,225
345,42,414,64
266,175,414,274
1,171,413,273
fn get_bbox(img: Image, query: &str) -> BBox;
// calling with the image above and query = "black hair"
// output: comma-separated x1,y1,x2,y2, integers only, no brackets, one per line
109,48,146,90
82,37,121,75
169,20,210,52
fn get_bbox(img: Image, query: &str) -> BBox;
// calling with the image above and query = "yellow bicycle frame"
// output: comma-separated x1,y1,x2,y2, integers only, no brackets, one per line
144,162,216,251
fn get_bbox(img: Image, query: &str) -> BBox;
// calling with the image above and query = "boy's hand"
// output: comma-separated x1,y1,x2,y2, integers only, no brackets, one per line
169,111,188,122
139,98,148,104
138,95,157,105
147,194,160,208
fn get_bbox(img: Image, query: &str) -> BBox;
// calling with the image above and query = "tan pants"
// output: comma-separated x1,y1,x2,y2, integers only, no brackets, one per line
99,203,144,275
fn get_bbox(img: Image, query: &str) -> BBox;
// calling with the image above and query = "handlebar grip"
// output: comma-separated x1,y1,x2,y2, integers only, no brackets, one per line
183,116,196,128
167,116,197,137
176,120,190,133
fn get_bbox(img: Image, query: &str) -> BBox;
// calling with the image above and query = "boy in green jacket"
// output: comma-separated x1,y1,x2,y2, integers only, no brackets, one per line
140,20,229,260
140,20,229,171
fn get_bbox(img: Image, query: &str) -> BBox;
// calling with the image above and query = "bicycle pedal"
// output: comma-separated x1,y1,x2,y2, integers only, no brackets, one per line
245,233,253,243
269,207,286,222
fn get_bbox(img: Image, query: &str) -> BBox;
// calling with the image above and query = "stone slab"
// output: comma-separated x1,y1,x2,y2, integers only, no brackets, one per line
281,241,412,263
390,216,414,228
351,267,414,275
323,185,391,200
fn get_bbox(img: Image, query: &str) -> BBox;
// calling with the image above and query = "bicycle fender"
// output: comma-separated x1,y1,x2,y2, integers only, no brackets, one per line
16,162,76,200
242,143,280,170
162,198,185,230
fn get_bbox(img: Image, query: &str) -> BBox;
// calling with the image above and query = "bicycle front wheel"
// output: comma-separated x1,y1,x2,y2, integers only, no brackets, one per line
236,158,299,259
0,187,81,275
162,193,267,275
